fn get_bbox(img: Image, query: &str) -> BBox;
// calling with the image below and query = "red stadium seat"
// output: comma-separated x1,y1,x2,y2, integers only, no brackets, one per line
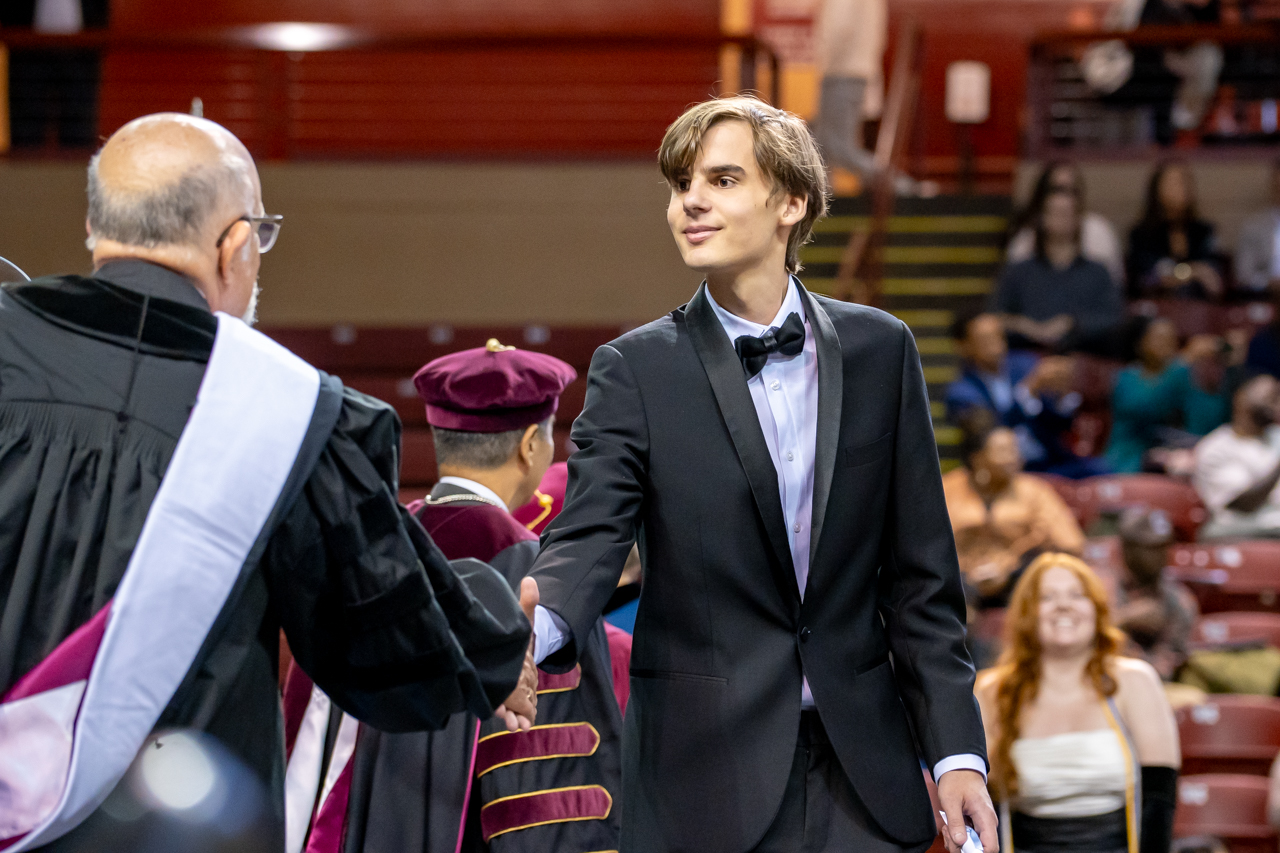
1176,696,1280,776
1193,612,1280,648
1174,774,1278,853
1170,541,1280,613
1082,475,1207,541
1037,473,1091,529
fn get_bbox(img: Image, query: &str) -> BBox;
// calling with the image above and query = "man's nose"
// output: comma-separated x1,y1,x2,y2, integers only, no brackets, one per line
683,178,711,213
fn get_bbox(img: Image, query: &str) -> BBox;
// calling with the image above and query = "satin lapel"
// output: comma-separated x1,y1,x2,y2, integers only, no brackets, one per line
798,284,844,569
684,285,798,601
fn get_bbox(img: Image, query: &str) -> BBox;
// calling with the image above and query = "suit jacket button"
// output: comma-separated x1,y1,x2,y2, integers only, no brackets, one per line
799,627,811,642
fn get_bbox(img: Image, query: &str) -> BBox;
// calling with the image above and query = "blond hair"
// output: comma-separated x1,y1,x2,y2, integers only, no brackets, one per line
658,96,829,274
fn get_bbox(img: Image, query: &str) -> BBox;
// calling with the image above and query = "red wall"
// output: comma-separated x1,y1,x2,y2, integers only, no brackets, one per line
109,0,719,36
896,0,1109,174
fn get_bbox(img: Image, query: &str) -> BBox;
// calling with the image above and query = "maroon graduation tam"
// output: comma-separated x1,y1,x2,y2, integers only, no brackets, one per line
413,339,577,433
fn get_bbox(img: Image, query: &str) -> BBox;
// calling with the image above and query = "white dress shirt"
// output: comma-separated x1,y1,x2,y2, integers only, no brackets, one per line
534,279,985,782
436,475,508,509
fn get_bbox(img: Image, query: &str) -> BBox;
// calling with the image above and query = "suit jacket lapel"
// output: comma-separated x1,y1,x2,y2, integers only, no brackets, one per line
797,284,843,570
684,285,799,601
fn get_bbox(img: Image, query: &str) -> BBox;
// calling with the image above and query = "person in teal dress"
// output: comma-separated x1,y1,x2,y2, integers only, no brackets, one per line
1106,316,1233,473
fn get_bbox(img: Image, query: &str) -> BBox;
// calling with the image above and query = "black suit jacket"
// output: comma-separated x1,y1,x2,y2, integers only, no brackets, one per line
529,282,985,853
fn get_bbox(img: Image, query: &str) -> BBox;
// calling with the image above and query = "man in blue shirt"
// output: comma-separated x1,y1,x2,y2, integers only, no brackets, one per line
946,311,1108,478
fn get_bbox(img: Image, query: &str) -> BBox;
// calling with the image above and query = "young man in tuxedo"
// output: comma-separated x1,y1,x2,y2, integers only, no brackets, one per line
527,96,997,853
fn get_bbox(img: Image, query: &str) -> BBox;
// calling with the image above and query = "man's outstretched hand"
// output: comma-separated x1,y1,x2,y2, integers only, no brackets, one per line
938,769,998,852
495,578,540,732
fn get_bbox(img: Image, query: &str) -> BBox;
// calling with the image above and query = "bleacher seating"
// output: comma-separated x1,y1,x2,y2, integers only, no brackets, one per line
1194,612,1280,649
1171,542,1280,614
1174,774,1278,853
1034,474,1207,541
1176,696,1280,776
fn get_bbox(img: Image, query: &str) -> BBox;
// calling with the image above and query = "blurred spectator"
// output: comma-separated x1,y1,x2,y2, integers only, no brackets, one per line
974,553,1180,853
1235,160,1280,295
1128,162,1224,301
1114,507,1199,680
990,191,1127,357
1008,162,1126,288
1269,750,1280,829
1106,317,1233,473
1246,283,1280,378
1193,374,1280,539
1084,0,1221,145
943,409,1085,608
947,311,1108,478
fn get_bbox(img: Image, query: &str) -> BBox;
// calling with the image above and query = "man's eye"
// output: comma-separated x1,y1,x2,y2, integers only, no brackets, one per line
718,177,735,188
676,180,690,192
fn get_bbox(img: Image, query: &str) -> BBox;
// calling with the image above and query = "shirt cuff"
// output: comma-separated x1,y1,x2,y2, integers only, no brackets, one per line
1013,382,1044,417
533,604,571,665
933,753,988,784
1055,391,1083,416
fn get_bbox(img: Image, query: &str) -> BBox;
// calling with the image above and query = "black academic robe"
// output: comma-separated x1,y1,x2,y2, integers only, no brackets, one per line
0,261,530,852
338,482,622,853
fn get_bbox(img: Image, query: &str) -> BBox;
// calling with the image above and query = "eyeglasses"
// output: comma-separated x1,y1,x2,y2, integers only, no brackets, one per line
215,214,284,254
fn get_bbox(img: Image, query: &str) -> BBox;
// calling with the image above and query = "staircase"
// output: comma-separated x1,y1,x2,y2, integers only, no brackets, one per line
799,194,1011,469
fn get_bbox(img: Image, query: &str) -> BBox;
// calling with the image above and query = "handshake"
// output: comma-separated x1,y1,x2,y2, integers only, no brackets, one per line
494,577,542,732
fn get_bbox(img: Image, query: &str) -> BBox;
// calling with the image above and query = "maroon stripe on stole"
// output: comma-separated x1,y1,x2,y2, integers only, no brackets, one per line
480,785,612,842
3,601,111,701
536,665,580,693
303,728,359,853
474,723,600,778
281,661,315,759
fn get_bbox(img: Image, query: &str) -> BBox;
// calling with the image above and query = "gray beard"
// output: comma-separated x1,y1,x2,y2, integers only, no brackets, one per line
241,283,260,327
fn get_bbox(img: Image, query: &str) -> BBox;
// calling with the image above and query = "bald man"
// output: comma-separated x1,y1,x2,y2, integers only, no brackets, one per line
0,114,538,852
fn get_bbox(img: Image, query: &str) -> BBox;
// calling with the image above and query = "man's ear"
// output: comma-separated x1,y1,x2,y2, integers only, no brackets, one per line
215,219,253,289
779,192,807,228
518,423,541,467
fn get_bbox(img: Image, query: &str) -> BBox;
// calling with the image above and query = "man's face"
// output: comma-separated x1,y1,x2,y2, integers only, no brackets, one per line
961,314,1006,373
666,120,804,281
1121,541,1169,586
1239,376,1280,428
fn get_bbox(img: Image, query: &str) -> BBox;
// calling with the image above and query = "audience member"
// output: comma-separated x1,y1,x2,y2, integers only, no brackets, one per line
1106,317,1232,473
990,190,1127,356
1113,507,1199,680
1235,159,1280,295
1246,282,1280,378
975,553,1180,853
943,409,1085,609
947,311,1108,478
1194,374,1280,539
1128,161,1224,301
1007,161,1125,288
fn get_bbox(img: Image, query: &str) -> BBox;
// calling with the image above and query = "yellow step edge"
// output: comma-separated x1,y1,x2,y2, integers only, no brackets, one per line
940,458,963,472
923,366,958,385
802,246,1002,264
892,309,953,327
931,401,946,419
935,425,961,445
883,278,992,296
916,337,955,356
884,246,1002,264
812,215,1008,234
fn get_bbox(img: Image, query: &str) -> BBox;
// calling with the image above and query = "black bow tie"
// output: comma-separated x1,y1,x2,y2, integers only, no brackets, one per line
734,312,805,379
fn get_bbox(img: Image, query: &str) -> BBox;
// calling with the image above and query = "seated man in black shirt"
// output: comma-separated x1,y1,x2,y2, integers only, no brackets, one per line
991,190,1128,358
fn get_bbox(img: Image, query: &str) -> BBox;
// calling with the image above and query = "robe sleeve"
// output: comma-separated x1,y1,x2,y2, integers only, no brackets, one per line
261,388,530,733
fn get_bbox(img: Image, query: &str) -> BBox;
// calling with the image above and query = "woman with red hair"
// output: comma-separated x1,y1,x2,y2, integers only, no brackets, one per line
974,553,1180,853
